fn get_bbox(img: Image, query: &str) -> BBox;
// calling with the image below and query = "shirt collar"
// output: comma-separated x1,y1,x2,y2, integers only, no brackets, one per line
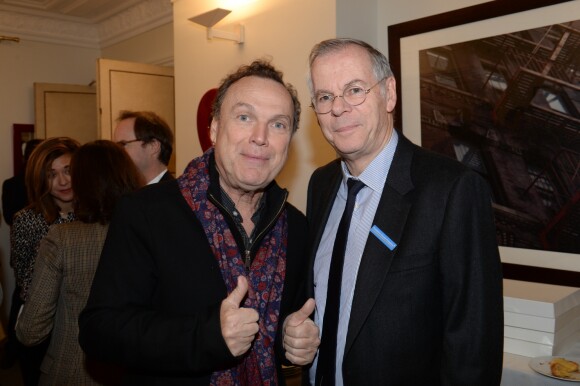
147,169,168,185
340,129,399,193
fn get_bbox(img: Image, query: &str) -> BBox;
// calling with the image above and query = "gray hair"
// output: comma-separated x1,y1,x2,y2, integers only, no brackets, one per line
307,38,394,95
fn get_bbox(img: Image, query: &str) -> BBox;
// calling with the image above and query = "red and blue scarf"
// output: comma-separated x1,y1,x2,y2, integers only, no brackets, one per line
178,149,287,386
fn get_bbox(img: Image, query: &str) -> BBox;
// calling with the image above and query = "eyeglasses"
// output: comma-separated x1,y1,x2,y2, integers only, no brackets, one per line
116,139,143,147
311,77,386,114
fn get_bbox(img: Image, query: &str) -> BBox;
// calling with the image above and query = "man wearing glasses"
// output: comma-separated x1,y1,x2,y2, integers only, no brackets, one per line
304,38,503,385
114,110,174,184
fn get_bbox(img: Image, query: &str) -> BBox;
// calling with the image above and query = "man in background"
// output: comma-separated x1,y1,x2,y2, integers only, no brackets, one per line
2,139,43,226
113,110,174,183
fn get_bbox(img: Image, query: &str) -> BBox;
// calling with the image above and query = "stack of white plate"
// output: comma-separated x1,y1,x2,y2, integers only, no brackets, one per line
503,279,580,357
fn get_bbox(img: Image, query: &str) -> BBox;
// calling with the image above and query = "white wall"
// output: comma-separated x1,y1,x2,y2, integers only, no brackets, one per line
173,0,337,212
101,23,174,66
0,40,100,323
336,0,379,47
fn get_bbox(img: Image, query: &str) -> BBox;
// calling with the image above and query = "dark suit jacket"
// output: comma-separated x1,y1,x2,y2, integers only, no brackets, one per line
79,179,308,385
2,172,27,226
160,170,174,182
306,133,503,385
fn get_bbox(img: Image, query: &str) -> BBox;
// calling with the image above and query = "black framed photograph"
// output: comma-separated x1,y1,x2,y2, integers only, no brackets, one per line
388,0,579,286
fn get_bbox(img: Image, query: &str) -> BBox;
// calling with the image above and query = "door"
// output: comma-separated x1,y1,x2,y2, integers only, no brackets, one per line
34,82,97,144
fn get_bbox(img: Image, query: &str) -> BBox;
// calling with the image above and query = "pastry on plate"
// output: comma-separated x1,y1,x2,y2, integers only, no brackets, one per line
550,357,579,378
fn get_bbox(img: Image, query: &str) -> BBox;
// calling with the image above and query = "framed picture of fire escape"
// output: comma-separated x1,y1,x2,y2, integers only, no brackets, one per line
388,0,579,286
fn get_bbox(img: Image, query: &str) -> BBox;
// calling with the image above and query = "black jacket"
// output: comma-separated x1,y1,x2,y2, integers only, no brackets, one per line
79,166,308,385
306,134,503,385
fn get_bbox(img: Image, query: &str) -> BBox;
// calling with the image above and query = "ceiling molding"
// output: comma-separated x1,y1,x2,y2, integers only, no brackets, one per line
98,0,172,48
0,9,99,48
0,0,172,49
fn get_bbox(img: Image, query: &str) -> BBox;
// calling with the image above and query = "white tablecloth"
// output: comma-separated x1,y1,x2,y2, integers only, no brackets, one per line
502,341,580,385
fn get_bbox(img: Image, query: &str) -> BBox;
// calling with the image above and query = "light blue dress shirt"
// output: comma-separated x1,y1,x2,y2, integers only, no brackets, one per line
310,130,399,385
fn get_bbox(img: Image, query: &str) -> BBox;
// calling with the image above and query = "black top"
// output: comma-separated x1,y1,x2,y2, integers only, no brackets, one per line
2,172,27,226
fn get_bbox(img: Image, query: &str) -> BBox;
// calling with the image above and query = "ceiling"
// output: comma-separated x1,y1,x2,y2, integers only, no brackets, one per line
0,0,172,48
0,0,144,23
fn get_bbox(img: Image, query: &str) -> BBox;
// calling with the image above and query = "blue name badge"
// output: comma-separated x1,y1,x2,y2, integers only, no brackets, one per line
370,225,397,251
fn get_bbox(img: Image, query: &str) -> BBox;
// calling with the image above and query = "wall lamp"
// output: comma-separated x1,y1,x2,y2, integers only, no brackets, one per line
189,8,244,44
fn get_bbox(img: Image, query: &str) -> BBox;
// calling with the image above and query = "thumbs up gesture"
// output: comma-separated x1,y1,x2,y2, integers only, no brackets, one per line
220,276,260,357
283,298,320,365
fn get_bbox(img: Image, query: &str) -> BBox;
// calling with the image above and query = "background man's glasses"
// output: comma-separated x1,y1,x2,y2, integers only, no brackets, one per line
116,139,143,147
311,77,386,114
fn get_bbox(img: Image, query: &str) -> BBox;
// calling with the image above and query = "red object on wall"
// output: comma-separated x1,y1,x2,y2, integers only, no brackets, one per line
197,88,218,152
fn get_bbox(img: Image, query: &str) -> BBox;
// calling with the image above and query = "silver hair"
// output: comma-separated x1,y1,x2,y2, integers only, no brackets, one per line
306,38,394,96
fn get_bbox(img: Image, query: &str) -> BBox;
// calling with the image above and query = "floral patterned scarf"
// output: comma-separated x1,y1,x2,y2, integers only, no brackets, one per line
178,149,287,386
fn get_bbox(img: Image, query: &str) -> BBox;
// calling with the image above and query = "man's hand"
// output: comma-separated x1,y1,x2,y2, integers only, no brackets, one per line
220,276,259,357
283,298,320,365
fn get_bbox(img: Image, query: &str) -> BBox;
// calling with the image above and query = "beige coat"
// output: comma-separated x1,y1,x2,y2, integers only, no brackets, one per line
16,221,113,386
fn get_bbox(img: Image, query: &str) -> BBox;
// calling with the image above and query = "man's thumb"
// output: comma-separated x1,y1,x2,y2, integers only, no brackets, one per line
226,275,249,307
288,298,316,326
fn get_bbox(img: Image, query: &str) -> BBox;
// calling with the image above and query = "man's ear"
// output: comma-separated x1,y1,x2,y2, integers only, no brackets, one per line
209,118,218,145
385,76,397,113
147,139,161,158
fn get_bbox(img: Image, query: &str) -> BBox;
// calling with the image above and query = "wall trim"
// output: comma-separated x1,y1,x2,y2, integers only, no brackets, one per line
0,0,172,49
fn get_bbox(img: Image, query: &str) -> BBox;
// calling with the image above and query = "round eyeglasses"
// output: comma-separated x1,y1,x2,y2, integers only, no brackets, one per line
311,77,386,114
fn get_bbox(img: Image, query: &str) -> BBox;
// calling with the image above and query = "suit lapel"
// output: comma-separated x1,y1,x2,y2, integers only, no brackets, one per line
307,162,342,297
311,171,342,251
344,134,415,355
